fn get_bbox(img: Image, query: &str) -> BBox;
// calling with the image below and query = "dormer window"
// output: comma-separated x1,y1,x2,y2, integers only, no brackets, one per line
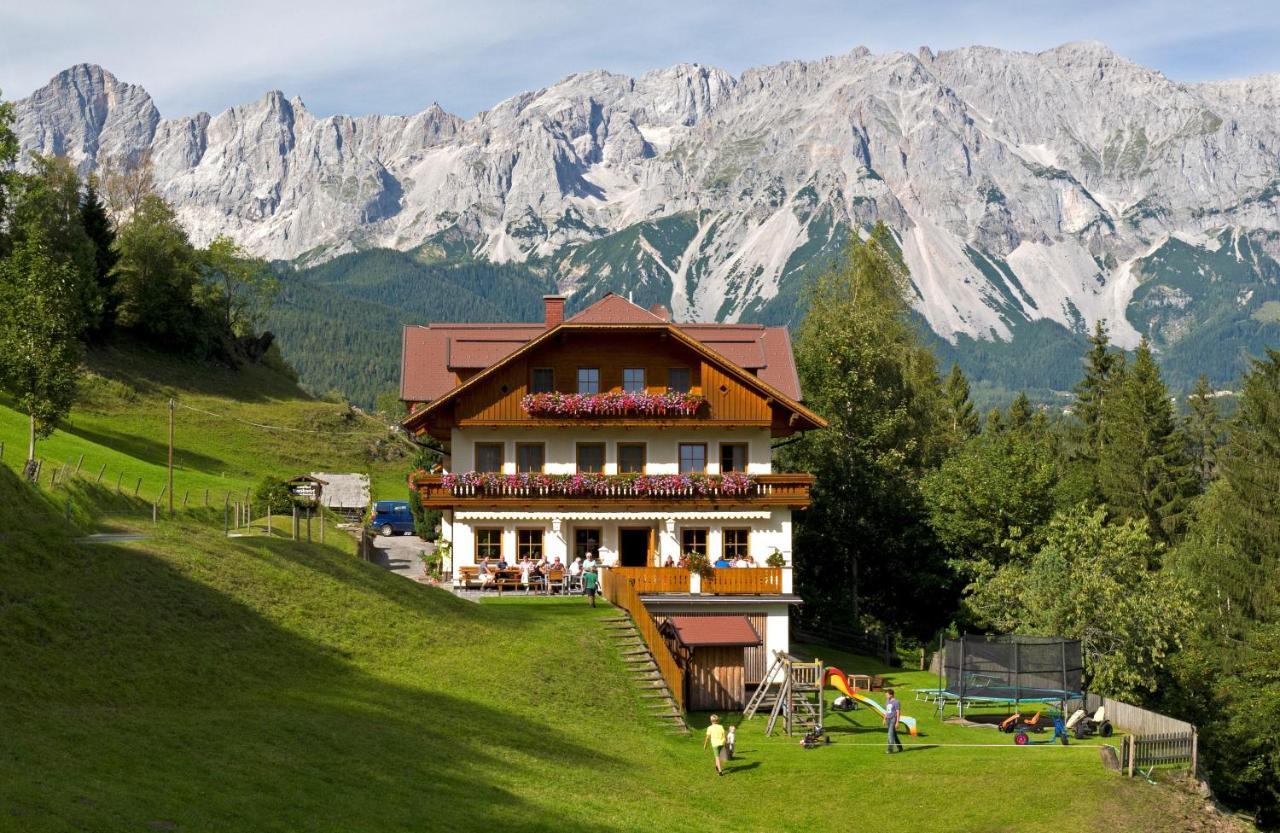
577,367,600,394
667,367,691,393
623,368,646,393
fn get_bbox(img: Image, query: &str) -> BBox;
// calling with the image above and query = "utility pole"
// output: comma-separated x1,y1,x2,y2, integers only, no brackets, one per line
167,398,175,515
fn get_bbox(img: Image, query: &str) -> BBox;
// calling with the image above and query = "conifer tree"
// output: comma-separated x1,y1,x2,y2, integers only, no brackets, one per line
80,178,119,339
1097,338,1195,543
943,363,980,441
1185,374,1222,488
1007,392,1033,431
1074,320,1122,461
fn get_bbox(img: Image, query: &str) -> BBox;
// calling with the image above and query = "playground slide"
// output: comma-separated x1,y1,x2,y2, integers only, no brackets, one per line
824,668,919,736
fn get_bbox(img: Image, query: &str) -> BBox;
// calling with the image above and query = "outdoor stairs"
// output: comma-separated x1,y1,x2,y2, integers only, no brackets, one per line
602,615,688,734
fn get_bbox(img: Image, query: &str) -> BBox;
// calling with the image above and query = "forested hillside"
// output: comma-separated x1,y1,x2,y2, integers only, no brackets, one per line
264,249,556,406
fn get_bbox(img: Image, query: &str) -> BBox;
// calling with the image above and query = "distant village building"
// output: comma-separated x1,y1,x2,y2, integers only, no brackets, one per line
399,294,826,708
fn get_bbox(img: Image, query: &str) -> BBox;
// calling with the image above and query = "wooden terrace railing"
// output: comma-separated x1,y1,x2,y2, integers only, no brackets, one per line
703,567,783,594
601,568,686,712
413,472,814,509
609,567,691,593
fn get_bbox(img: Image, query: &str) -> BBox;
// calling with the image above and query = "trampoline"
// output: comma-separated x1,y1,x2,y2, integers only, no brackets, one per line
929,634,1084,716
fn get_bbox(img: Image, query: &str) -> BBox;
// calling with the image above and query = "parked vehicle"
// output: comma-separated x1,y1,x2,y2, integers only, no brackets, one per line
370,501,415,536
1066,706,1114,739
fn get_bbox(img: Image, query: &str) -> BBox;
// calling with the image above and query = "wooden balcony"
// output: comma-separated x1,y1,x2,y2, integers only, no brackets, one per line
605,567,785,595
412,472,814,509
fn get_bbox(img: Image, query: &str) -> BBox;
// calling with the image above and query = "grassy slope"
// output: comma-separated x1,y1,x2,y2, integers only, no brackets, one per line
0,470,1214,833
0,343,412,502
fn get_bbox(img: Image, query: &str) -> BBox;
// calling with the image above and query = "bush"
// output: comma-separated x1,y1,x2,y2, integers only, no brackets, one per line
253,476,294,514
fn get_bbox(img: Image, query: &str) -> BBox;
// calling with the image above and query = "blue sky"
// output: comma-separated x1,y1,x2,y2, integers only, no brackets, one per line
2,0,1278,118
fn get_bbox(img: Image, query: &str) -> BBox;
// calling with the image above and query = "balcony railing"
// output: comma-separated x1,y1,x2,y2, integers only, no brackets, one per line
703,567,783,594
610,567,691,593
412,471,814,509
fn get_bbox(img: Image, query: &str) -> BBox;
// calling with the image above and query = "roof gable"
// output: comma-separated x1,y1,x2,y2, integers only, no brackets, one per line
567,293,666,324
666,615,762,647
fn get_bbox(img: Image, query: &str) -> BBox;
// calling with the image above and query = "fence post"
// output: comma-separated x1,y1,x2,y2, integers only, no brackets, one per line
96,463,106,484
0,441,4,461
224,498,229,536
319,505,324,544
152,503,158,524
134,477,142,496
267,505,272,537
116,471,124,493
182,490,189,508
75,454,84,475
1127,735,1136,777
1191,729,1198,779
292,506,299,541
204,489,209,507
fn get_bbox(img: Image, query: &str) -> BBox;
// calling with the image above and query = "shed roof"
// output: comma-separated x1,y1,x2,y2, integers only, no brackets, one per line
310,472,371,509
666,615,762,648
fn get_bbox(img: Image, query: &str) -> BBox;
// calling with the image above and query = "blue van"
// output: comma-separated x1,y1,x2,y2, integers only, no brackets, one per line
371,500,416,536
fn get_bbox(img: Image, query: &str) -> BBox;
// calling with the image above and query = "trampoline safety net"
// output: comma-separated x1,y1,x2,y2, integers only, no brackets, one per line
943,634,1083,701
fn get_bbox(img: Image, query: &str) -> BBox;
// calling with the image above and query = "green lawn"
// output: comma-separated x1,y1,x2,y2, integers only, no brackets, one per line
0,469,1215,832
0,343,413,503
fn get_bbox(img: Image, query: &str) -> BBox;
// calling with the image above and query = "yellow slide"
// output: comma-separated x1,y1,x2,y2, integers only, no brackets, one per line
824,667,919,736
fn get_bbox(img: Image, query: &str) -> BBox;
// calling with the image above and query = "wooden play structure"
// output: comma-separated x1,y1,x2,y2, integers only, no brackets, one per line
742,651,825,736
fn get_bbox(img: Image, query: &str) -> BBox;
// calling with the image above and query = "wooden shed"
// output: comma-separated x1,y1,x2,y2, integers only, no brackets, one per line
662,615,763,711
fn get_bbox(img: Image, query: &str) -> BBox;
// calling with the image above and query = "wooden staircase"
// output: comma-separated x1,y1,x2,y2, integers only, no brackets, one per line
602,615,688,734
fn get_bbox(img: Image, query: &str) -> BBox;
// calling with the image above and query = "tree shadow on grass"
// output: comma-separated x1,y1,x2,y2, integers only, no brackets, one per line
0,519,628,833
62,423,232,476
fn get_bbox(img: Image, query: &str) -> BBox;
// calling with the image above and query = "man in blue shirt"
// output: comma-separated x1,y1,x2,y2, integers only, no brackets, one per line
883,688,904,753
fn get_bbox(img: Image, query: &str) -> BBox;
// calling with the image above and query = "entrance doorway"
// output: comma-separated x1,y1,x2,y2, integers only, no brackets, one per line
618,527,652,567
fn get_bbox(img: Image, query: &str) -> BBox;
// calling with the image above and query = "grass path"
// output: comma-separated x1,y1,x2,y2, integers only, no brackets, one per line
0,470,1217,832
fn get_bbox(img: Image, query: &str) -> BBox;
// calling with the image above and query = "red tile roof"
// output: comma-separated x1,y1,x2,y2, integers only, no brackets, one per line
666,615,762,648
399,293,805,404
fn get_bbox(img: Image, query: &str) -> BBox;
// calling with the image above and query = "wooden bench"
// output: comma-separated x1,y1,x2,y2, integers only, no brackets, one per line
494,569,523,594
454,566,482,589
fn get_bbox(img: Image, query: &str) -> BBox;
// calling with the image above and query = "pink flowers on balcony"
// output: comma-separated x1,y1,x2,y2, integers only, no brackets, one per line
520,391,705,417
436,471,755,497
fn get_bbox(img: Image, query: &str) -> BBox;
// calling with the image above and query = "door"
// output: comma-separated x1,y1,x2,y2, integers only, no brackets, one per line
618,527,651,567
689,646,746,710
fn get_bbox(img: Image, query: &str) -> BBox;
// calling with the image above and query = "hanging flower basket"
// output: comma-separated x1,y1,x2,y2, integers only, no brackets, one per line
520,391,705,418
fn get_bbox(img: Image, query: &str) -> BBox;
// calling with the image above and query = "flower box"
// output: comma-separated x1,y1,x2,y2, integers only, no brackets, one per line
520,391,704,418
423,470,755,497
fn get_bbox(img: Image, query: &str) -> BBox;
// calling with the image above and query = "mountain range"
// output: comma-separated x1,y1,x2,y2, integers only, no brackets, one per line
11,43,1280,398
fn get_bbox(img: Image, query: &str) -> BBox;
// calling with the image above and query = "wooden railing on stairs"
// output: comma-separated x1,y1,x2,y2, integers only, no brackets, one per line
602,568,686,712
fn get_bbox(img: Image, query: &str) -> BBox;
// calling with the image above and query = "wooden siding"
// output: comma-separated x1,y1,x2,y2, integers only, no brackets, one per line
446,332,775,428
689,646,746,711
654,611,767,684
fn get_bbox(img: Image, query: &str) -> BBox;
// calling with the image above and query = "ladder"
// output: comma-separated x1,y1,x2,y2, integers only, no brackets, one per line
743,653,787,719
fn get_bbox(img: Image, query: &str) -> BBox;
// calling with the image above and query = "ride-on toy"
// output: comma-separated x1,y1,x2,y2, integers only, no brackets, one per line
1014,715,1069,746
1066,706,1113,739
999,710,1047,734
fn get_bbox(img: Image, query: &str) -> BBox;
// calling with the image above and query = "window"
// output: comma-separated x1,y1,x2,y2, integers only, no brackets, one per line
667,367,691,393
618,443,647,474
574,528,602,560
681,528,708,557
475,443,503,473
678,442,707,474
577,367,600,394
724,528,750,561
576,442,606,473
531,367,555,393
517,529,544,561
476,528,503,560
720,443,748,473
623,367,646,393
516,443,545,473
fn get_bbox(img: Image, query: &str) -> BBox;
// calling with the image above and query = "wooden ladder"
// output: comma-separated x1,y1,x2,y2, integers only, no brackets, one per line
743,652,786,719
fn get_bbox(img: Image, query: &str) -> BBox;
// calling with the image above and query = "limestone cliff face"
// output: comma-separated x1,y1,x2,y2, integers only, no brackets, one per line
15,44,1280,346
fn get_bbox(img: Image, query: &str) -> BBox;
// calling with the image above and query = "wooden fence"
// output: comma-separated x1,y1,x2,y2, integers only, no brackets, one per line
1085,693,1194,736
1122,731,1198,776
602,568,686,712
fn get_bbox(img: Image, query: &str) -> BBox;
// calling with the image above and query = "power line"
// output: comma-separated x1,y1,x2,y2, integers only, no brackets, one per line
173,401,396,437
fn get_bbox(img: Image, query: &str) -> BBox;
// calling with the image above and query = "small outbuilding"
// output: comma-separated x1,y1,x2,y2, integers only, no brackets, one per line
661,615,763,711
310,472,372,522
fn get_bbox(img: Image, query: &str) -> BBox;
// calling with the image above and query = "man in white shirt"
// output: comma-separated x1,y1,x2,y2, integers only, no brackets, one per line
733,556,750,568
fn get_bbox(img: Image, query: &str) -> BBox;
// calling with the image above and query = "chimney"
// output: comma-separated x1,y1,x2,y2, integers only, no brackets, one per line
543,295,566,328
648,303,671,321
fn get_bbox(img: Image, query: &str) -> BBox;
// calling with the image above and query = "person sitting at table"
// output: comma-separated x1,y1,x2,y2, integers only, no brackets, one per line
712,553,731,568
676,554,688,569
663,555,676,568
569,557,583,577
733,555,750,568
519,556,534,585
478,558,495,586
496,556,509,570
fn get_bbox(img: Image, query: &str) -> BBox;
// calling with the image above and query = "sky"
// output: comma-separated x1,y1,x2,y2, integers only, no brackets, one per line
2,0,1278,119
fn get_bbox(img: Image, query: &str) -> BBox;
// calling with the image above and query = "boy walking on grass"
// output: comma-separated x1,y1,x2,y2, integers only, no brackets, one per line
703,714,728,775
883,688,904,753
582,566,599,607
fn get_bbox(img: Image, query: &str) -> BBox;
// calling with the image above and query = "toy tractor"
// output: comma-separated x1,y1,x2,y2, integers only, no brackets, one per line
1066,706,1114,740
1014,714,1069,746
